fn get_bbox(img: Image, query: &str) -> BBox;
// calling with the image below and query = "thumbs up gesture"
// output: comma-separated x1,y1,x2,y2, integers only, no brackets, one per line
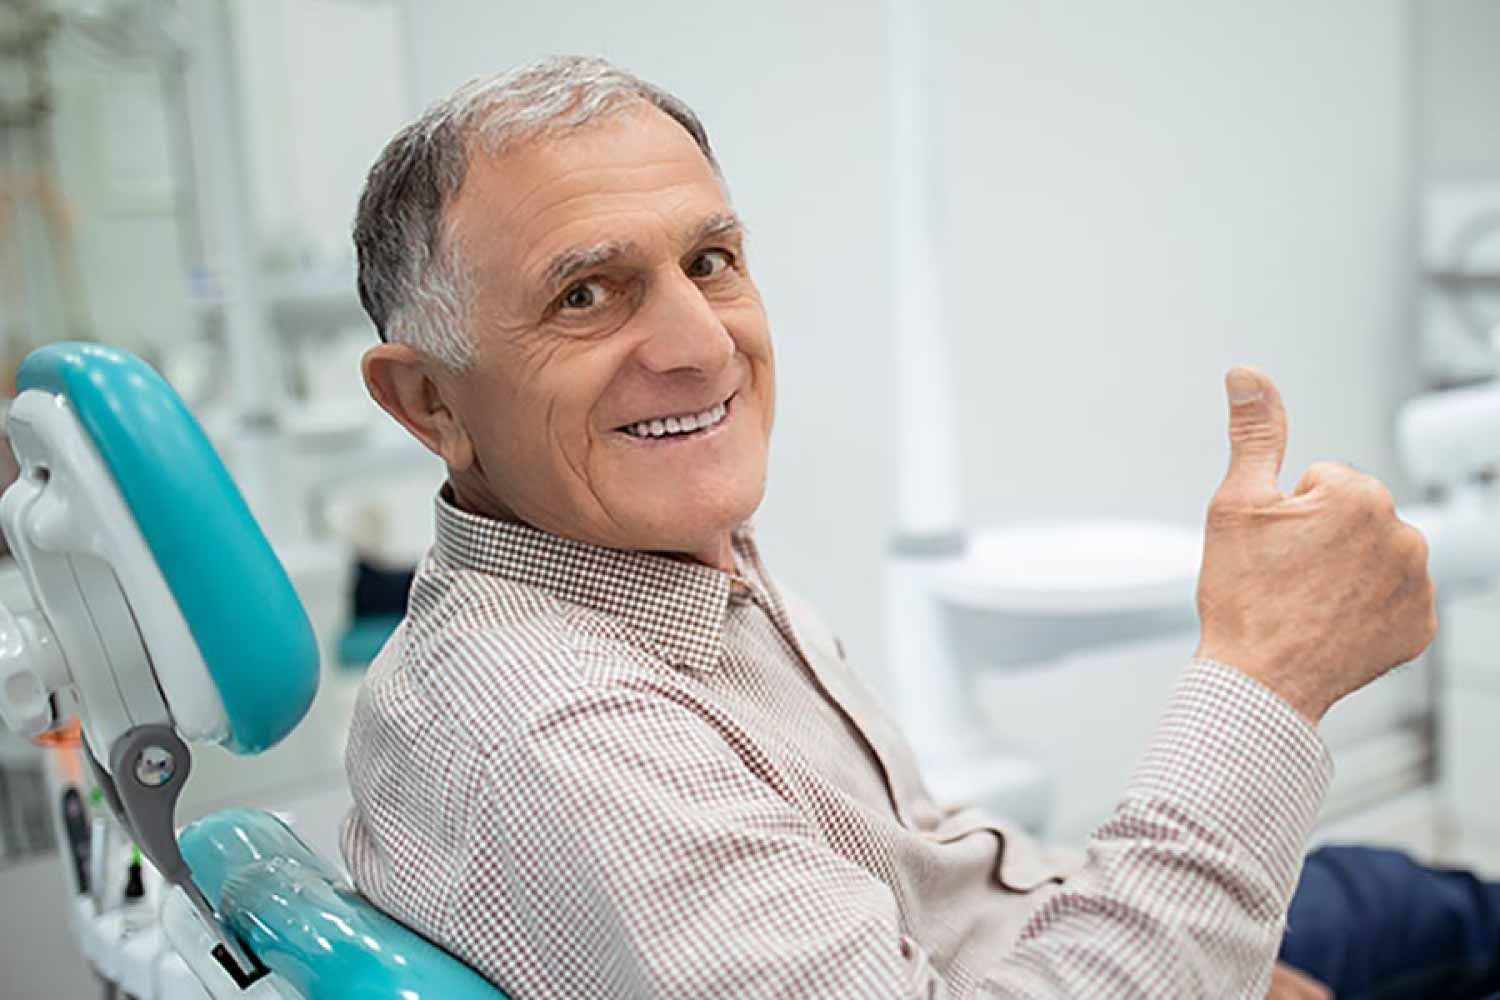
1195,368,1436,725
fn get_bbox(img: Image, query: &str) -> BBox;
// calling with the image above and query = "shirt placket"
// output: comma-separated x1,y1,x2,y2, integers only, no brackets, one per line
737,551,922,828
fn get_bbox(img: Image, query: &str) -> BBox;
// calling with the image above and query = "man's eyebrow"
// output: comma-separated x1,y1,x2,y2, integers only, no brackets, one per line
543,240,636,293
689,212,746,246
539,213,747,295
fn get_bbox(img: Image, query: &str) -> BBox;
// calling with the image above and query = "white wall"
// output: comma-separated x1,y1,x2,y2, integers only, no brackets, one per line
929,0,1424,838
233,0,409,267
940,0,1419,527
1418,0,1500,178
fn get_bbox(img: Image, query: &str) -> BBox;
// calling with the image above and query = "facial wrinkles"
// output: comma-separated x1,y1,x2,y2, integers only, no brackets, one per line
504,321,625,536
514,175,712,298
453,110,724,322
544,393,618,535
442,112,769,560
505,152,699,223
526,217,681,311
545,264,735,540
508,314,570,373
575,433,629,539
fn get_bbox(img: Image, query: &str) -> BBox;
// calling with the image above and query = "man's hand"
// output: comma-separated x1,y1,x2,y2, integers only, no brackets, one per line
1195,367,1437,725
1266,961,1334,999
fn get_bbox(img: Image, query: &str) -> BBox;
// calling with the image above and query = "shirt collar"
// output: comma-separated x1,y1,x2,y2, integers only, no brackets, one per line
431,490,756,673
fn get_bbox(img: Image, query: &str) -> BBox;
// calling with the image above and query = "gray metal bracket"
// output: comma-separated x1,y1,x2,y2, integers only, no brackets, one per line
95,724,263,984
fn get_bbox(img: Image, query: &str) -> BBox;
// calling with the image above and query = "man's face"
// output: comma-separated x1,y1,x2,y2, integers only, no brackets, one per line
437,105,774,564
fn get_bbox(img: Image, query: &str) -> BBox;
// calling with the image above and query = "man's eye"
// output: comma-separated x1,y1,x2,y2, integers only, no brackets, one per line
560,279,608,311
686,249,733,279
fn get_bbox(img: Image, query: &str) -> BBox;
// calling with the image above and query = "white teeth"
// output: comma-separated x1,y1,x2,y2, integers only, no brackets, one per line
625,398,731,438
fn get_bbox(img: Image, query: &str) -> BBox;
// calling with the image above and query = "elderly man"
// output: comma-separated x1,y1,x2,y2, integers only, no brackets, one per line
341,56,1500,998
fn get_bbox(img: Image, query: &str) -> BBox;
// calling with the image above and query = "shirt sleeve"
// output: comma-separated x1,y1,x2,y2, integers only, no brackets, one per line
991,658,1334,998
444,661,1330,999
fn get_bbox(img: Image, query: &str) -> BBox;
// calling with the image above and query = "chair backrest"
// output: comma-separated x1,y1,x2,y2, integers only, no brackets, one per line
13,341,317,754
5,343,507,998
180,808,506,999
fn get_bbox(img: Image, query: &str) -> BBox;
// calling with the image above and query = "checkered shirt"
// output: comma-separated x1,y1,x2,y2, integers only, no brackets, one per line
341,493,1333,998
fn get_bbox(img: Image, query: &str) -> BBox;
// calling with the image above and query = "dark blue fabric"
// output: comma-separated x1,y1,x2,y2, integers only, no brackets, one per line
1279,845,1500,999
351,559,415,618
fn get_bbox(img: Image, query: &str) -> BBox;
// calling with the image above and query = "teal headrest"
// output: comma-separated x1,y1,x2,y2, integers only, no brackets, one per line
181,809,505,999
15,342,319,754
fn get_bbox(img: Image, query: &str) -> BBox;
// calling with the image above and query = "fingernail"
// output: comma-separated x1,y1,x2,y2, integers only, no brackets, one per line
1227,369,1263,403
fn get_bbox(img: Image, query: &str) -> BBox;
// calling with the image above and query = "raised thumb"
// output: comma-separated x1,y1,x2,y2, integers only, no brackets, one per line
1220,366,1287,501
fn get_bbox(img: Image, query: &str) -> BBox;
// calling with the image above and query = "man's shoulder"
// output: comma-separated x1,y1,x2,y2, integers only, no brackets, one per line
352,561,666,757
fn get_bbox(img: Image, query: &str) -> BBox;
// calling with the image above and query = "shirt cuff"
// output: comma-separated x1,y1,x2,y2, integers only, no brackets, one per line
1126,658,1334,896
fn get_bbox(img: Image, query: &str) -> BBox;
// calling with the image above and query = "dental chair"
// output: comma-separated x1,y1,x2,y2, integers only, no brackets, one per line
0,343,503,998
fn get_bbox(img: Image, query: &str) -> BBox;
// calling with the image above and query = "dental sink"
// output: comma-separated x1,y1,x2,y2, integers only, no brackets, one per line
933,519,1203,669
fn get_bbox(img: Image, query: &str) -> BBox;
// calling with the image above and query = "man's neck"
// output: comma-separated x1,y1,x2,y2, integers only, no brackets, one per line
658,536,736,575
445,479,739,575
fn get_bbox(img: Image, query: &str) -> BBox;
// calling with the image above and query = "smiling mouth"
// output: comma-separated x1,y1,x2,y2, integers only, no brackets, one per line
618,393,735,441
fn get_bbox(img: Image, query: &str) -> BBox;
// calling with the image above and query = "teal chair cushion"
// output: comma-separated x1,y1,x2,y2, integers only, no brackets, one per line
15,342,319,754
181,808,506,999
336,613,403,670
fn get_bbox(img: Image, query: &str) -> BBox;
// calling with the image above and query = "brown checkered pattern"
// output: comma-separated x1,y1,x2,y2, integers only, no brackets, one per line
341,494,1333,998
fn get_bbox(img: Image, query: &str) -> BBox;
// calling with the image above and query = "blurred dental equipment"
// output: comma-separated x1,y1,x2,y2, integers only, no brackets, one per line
1406,184,1500,852
0,5,442,989
1410,182,1500,578
0,342,499,999
1418,183,1500,384
0,343,316,983
1396,380,1500,589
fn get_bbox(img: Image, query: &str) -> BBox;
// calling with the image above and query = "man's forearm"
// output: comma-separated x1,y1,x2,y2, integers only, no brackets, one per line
966,660,1332,998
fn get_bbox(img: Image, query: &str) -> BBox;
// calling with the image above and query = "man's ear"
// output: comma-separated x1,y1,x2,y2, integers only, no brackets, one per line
361,342,476,472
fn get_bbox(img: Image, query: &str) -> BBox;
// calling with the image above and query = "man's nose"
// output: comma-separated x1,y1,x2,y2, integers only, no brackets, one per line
630,270,735,376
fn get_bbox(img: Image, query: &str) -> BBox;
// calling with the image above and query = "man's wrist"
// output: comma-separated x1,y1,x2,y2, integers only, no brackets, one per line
1193,643,1329,728
1130,659,1334,896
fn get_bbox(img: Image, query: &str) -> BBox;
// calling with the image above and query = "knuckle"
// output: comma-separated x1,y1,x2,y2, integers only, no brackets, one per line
1303,460,1346,485
1395,522,1430,566
1409,587,1439,654
1350,474,1394,514
1413,529,1431,566
1413,618,1438,659
1205,491,1242,526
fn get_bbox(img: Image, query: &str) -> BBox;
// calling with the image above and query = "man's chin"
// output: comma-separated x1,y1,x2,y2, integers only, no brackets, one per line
618,489,765,562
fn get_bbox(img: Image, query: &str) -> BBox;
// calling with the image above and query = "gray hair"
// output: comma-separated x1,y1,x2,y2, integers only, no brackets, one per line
353,55,720,369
